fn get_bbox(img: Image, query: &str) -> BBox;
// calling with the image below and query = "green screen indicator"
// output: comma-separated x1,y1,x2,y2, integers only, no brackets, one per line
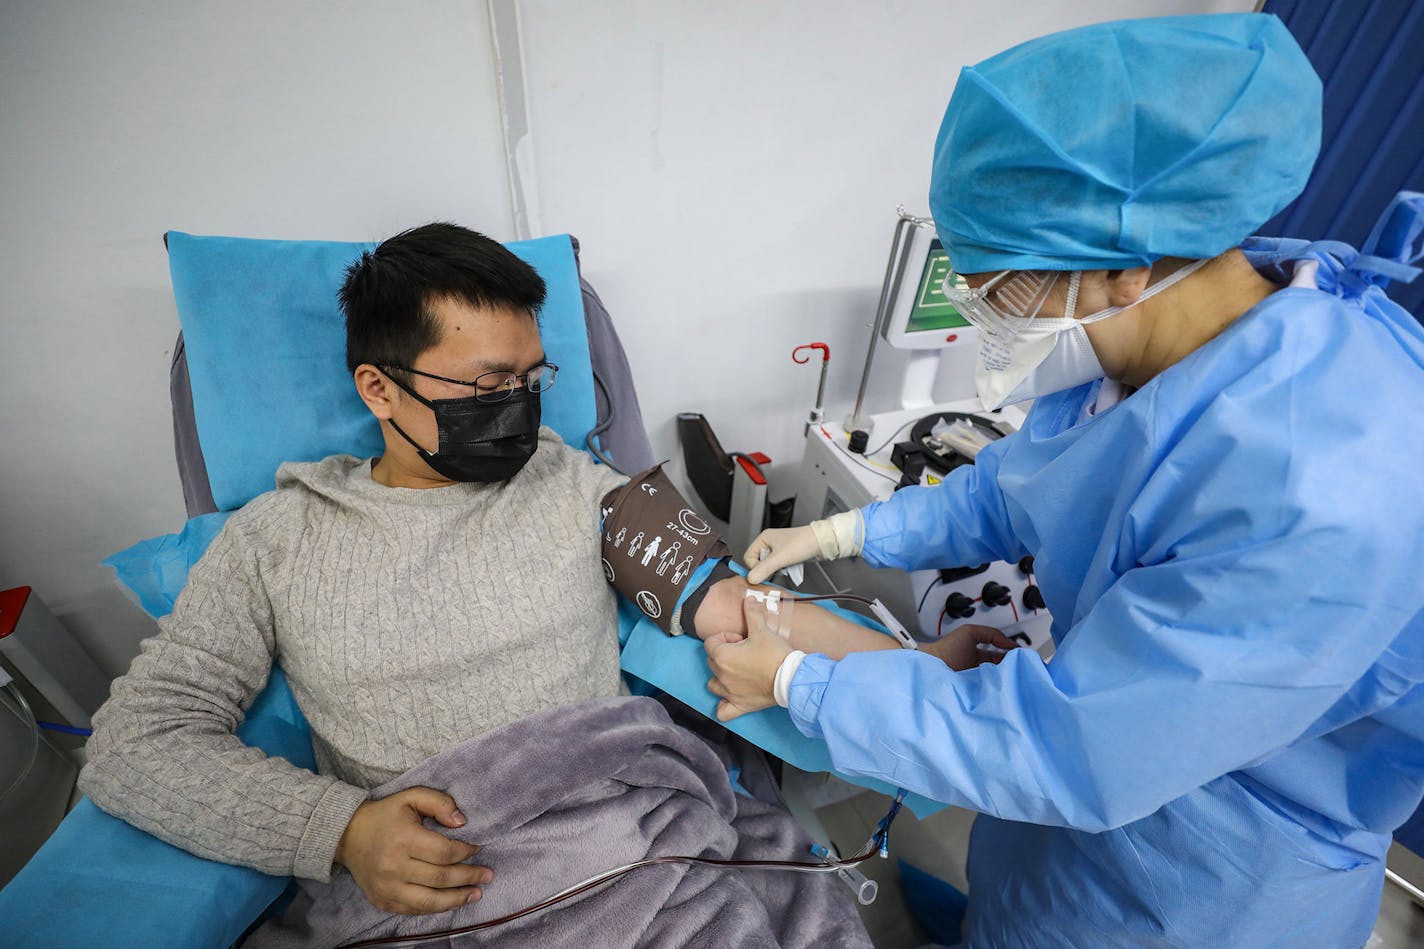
908,242,970,332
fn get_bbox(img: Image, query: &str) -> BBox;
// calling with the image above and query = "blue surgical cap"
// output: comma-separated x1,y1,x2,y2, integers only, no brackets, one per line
930,13,1322,274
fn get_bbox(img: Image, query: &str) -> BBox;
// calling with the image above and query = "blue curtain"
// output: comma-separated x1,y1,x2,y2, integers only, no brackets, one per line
1259,0,1424,323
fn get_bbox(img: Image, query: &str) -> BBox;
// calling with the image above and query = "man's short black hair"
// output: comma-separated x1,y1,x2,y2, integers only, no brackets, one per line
339,222,547,377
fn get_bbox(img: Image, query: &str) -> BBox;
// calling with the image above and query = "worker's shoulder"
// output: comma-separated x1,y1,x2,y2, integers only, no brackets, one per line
1146,293,1424,527
1240,287,1423,392
1156,288,1424,429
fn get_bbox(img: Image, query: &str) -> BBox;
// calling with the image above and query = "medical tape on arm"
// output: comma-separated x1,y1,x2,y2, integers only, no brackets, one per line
600,464,730,634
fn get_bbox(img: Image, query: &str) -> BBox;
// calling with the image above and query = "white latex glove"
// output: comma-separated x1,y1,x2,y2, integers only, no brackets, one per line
743,511,862,585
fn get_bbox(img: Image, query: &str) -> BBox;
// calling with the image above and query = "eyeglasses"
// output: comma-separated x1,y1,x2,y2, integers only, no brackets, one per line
380,362,559,403
941,270,1061,338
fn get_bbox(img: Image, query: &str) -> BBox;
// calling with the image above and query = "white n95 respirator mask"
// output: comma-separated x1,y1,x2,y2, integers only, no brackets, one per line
943,260,1207,410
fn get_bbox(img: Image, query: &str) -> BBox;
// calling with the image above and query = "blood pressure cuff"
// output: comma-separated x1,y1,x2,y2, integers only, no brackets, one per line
601,464,730,634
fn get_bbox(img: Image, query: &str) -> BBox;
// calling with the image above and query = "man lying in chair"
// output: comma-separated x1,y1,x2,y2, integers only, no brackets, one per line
79,224,1004,946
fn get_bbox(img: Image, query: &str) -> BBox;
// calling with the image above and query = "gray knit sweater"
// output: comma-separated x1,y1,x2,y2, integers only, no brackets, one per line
79,429,626,882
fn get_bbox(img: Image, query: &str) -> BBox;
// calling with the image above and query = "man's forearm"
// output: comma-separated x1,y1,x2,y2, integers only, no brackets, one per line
81,637,368,881
690,573,898,659
784,601,901,659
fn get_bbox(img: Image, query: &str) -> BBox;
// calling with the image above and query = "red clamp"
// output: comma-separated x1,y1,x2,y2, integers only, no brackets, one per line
792,342,830,364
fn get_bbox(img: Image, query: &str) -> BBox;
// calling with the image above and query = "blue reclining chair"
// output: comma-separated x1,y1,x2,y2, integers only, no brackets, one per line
0,229,935,949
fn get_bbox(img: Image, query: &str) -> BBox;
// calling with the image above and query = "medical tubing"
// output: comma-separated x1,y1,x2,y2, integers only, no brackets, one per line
0,682,39,804
787,591,877,609
758,591,902,643
832,438,900,485
584,370,629,475
917,577,945,614
865,416,918,459
333,808,906,949
37,720,93,737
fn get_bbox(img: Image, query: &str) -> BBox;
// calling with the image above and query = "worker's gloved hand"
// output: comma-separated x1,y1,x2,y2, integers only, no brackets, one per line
335,786,493,915
743,510,863,585
921,623,1020,671
704,596,793,721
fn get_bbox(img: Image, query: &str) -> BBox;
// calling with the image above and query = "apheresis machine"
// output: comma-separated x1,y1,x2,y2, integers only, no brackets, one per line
788,209,1054,656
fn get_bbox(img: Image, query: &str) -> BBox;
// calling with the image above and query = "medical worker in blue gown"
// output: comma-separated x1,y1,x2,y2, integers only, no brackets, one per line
707,13,1424,948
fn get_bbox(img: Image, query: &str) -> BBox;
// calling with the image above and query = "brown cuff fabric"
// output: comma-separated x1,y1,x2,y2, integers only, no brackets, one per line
601,464,730,633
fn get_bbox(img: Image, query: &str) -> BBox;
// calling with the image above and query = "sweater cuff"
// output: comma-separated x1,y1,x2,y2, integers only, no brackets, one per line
295,780,369,882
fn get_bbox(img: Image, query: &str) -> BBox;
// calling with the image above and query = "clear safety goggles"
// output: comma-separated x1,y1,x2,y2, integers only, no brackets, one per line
942,270,1064,339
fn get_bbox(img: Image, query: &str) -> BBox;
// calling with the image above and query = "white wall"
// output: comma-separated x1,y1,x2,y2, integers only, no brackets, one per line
509,0,1255,495
0,0,1253,681
0,1,515,676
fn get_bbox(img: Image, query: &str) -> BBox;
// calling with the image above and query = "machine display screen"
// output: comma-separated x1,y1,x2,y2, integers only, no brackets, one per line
907,241,970,332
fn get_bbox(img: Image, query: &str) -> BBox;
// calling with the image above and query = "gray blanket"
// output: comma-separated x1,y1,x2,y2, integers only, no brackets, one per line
250,696,871,948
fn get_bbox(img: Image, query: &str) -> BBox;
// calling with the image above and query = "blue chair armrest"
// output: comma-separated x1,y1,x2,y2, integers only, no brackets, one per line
0,670,315,949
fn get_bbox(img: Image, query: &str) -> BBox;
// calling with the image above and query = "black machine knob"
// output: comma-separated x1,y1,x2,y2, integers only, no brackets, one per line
1022,585,1047,611
1017,555,1035,576
981,582,1012,608
848,429,870,454
895,451,927,491
939,563,990,584
944,592,976,619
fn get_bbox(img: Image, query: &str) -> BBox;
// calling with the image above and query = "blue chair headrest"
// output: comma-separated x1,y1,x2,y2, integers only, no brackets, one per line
166,231,595,512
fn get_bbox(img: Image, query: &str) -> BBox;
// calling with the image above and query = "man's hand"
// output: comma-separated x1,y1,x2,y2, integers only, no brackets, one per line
704,596,793,721
335,786,493,915
921,623,1020,671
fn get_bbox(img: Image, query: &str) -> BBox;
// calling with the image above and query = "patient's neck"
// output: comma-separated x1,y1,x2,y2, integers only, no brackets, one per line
371,454,457,490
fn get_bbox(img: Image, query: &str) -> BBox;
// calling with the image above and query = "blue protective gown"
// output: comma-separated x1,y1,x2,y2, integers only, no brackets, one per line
787,240,1424,947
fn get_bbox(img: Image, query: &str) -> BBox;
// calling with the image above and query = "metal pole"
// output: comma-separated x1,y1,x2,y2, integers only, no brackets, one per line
847,207,931,432
1386,867,1424,907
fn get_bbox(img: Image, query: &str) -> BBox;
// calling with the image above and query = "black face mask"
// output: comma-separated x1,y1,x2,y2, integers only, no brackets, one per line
385,377,541,483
